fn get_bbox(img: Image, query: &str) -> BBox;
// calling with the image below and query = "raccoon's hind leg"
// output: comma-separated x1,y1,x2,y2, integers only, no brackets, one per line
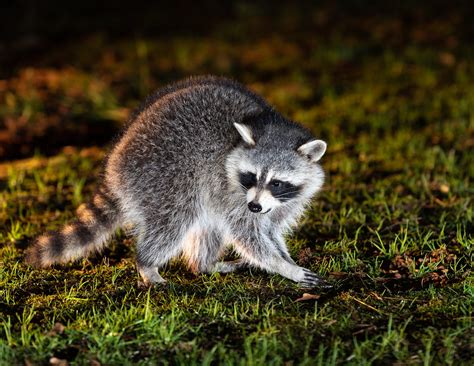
210,259,246,273
135,233,174,287
137,263,166,287
135,220,189,287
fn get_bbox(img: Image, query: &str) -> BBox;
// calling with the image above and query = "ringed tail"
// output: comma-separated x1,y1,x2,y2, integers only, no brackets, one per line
25,187,121,268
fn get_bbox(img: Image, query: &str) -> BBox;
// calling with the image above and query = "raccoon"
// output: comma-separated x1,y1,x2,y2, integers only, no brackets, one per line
25,76,330,288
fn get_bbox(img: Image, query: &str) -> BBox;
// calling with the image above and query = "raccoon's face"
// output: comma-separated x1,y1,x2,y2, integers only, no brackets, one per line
238,169,303,214
226,122,327,214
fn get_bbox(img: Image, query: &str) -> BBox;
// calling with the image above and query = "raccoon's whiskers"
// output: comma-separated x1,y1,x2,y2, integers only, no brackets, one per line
238,182,249,191
274,190,300,198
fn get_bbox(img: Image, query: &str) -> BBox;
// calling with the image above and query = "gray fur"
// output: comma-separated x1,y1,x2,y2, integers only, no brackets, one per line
26,76,330,289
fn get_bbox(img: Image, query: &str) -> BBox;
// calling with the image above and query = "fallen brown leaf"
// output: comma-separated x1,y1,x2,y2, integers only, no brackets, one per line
296,293,321,302
439,184,450,193
49,357,68,366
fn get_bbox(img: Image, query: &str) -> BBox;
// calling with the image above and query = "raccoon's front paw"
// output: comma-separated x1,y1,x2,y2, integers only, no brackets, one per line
299,268,332,289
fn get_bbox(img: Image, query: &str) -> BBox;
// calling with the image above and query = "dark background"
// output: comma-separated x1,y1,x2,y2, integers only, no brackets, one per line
1,0,473,160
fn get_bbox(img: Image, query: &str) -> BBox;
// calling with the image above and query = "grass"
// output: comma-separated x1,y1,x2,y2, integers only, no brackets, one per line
1,2,473,364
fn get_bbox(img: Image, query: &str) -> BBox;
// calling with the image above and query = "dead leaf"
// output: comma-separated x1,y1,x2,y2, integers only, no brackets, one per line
49,357,68,366
439,184,450,193
296,293,321,302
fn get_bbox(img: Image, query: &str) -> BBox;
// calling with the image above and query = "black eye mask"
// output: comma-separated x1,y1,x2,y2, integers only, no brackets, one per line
239,172,257,190
268,180,301,201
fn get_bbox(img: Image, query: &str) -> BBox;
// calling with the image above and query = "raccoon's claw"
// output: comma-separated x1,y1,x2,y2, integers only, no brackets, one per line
300,269,332,289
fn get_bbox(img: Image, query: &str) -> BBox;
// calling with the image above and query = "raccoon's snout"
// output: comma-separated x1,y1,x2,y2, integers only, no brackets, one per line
248,201,262,213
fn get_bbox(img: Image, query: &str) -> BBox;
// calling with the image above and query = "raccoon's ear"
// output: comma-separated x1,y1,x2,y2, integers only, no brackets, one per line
297,140,327,162
234,123,255,146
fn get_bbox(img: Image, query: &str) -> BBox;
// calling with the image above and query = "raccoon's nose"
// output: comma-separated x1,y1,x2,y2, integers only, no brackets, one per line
248,201,262,213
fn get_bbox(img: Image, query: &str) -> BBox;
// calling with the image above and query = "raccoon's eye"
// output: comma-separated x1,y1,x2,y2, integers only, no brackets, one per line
239,172,257,190
269,180,301,201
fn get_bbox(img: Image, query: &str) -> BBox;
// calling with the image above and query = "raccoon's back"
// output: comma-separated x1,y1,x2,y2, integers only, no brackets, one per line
126,78,268,162
105,77,270,202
